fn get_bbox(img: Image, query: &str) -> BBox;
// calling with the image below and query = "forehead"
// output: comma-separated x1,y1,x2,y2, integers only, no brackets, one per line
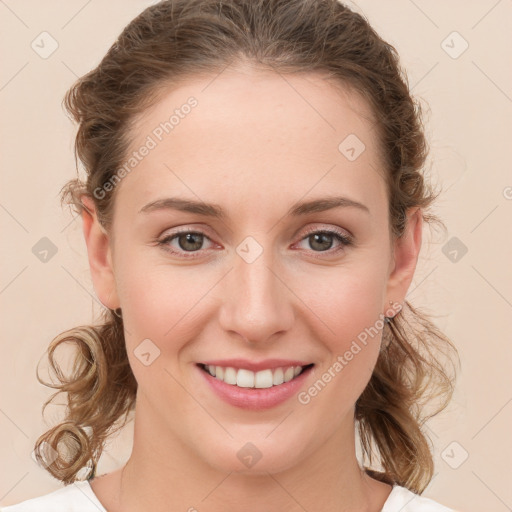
114,67,387,223
130,66,378,151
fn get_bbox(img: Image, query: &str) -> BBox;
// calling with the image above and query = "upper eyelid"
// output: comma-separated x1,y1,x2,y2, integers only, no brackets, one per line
159,223,351,241
159,225,351,250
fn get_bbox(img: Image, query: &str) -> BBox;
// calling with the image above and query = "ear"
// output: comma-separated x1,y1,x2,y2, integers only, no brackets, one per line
385,207,423,316
81,195,120,310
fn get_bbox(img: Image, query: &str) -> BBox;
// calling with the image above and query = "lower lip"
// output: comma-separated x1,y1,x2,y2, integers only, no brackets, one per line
197,364,314,411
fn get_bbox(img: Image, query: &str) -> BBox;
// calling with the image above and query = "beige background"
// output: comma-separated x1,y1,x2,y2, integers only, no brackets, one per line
1,1,511,510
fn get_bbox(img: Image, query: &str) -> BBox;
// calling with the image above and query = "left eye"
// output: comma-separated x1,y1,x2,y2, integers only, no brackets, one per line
157,228,353,258
294,229,353,254
158,231,213,256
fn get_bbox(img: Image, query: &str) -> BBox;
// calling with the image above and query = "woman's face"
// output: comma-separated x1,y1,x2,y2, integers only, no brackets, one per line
84,65,421,474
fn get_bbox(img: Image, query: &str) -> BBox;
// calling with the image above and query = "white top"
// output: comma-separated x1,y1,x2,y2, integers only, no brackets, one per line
0,480,456,511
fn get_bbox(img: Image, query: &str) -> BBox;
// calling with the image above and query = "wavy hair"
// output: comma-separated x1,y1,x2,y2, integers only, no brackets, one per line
34,0,460,492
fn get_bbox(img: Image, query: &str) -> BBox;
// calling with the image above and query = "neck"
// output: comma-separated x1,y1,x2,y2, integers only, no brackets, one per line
106,399,389,512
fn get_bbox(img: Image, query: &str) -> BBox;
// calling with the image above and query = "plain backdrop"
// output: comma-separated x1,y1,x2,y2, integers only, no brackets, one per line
1,1,511,511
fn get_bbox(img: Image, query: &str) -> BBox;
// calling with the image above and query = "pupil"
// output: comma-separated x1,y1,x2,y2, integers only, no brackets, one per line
179,233,203,251
311,233,332,251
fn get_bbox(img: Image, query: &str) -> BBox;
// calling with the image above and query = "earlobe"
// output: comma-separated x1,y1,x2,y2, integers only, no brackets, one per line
385,207,423,311
81,195,120,310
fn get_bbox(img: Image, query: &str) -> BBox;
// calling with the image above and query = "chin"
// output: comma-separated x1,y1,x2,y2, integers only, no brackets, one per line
199,436,305,475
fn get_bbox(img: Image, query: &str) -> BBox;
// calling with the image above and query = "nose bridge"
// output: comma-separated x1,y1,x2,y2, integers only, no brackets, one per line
219,238,292,343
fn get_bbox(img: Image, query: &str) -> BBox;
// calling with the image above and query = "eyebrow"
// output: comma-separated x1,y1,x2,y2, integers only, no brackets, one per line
138,195,370,218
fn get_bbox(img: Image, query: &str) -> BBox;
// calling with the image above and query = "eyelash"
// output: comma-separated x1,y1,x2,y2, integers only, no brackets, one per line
156,226,353,259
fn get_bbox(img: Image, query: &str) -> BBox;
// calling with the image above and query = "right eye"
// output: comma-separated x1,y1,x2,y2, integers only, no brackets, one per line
157,229,216,258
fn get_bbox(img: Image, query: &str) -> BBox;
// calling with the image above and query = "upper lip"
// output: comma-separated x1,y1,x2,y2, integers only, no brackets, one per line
199,359,314,372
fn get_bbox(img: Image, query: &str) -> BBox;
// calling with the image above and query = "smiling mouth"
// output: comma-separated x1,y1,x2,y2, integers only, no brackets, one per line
197,363,315,389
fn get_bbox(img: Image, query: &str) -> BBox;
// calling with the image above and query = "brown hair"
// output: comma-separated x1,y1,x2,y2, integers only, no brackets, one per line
34,0,459,492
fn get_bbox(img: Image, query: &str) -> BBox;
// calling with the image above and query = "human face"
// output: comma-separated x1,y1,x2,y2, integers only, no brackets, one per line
85,64,420,475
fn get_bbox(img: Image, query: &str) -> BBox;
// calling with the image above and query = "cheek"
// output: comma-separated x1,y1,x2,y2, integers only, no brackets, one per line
299,275,385,424
302,261,387,343
300,261,387,393
114,252,214,346
115,257,207,399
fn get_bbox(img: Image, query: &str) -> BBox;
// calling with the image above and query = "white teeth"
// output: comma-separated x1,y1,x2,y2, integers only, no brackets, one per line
272,367,284,385
223,366,237,385
203,364,308,388
283,367,295,382
254,369,273,388
237,369,254,388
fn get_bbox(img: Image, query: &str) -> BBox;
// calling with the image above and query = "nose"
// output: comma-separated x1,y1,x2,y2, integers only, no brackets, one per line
218,244,294,345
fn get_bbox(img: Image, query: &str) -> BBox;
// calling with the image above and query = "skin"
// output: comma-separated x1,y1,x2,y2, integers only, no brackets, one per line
82,63,422,512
